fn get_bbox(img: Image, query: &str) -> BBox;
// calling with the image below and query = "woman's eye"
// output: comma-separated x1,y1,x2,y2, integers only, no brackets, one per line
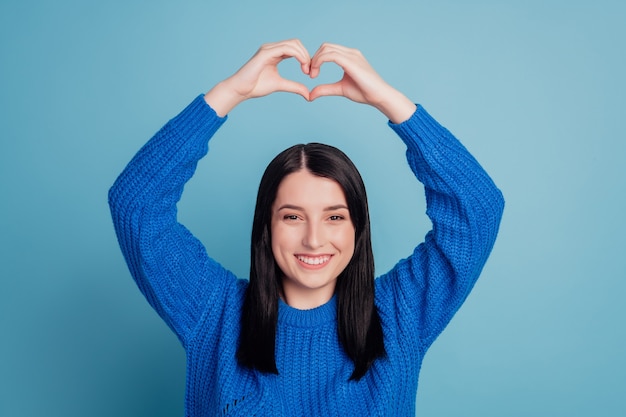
329,215,344,221
284,215,299,220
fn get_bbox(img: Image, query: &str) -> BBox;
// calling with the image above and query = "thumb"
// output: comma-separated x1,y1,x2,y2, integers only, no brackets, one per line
309,82,343,101
277,78,310,101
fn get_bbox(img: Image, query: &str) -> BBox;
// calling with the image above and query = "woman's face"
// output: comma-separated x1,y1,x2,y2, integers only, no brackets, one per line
271,169,355,310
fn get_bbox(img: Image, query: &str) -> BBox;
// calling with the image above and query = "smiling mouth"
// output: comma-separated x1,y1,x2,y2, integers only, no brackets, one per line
296,255,331,266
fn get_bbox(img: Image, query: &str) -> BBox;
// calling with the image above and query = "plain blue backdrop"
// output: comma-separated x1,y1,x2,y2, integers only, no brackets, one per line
1,0,625,416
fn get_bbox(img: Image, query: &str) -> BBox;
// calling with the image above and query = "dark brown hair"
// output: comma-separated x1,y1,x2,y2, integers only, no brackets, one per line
236,143,385,381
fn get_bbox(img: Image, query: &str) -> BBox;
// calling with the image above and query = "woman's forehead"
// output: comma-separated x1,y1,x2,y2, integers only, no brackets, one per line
273,170,347,210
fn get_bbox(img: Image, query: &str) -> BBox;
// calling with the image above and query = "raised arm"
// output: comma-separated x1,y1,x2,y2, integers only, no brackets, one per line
108,96,231,345
384,107,504,353
108,40,312,345
308,43,504,352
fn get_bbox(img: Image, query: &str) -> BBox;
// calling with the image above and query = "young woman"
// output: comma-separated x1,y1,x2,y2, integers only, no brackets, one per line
109,39,504,416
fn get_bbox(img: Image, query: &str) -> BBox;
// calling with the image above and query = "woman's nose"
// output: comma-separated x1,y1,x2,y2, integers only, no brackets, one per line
302,221,324,249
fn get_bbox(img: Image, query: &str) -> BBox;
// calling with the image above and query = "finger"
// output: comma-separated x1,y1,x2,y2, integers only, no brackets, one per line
309,82,343,101
277,38,309,60
312,42,353,59
310,43,331,78
311,42,350,60
263,40,311,73
287,38,311,75
277,39,311,68
310,45,355,79
310,52,347,79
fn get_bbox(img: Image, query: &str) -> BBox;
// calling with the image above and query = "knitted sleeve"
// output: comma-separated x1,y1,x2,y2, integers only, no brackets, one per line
108,95,238,345
377,105,505,353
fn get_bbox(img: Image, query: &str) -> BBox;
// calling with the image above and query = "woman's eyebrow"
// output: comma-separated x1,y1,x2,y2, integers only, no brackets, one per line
324,205,349,211
276,204,304,211
276,204,348,211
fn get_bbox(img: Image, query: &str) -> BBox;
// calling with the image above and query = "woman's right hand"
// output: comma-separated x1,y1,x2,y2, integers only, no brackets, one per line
204,39,311,117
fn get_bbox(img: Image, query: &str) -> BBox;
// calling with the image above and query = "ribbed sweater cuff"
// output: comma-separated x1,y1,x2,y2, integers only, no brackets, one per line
168,94,228,141
387,104,450,150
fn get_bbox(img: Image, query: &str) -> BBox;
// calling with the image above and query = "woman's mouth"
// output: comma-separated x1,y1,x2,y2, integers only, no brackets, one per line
296,255,331,266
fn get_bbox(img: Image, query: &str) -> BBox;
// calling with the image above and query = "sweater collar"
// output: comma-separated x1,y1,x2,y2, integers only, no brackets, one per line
278,295,337,328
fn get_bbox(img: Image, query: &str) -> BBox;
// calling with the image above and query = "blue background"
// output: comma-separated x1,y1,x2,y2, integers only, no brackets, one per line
1,0,625,415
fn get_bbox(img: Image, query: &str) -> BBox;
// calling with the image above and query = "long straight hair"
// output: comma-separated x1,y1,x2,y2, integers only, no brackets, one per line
236,143,385,381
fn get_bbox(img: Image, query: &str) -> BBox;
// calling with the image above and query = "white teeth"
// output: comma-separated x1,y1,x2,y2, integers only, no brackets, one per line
297,255,330,265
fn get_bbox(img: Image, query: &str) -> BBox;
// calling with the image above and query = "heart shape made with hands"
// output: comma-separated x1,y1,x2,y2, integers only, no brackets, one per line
277,59,347,99
251,41,385,104
208,40,414,122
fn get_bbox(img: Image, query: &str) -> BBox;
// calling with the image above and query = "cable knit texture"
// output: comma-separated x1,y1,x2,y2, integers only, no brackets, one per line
108,95,504,416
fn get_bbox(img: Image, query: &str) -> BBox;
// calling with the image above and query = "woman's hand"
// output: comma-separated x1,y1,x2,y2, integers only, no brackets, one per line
309,43,416,124
204,39,416,123
205,39,311,117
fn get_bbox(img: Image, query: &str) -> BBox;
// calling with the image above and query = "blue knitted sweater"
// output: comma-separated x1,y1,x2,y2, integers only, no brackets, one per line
109,95,504,416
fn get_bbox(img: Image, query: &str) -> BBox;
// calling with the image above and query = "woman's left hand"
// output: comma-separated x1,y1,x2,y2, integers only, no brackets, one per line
308,43,416,123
